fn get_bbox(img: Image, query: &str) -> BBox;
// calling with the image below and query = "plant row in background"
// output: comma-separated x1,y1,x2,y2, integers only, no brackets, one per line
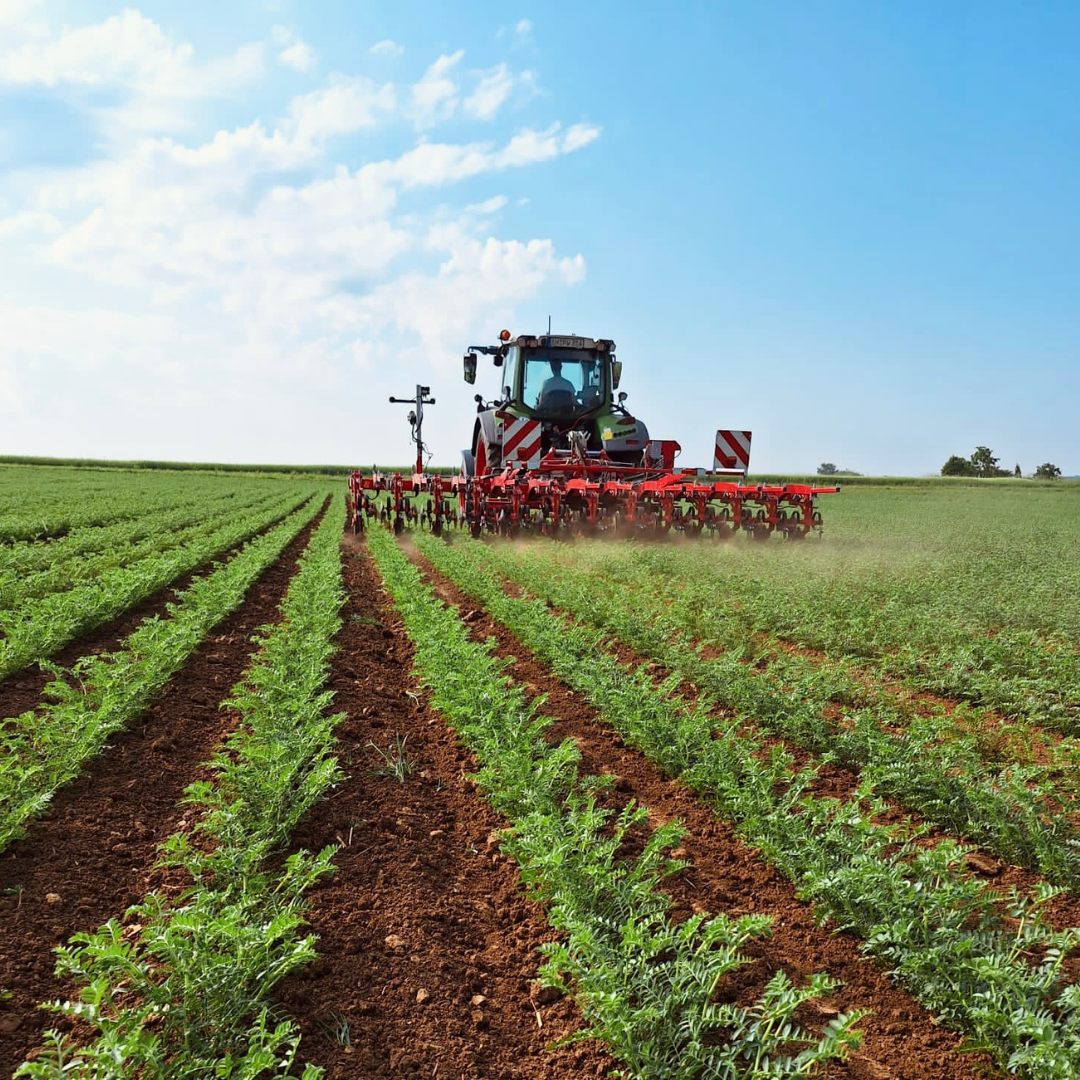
0,490,287,610
0,467,300,544
467,538,1080,886
627,538,1080,733
0,496,327,854
415,531,1080,1080
17,497,347,1080
0,490,319,680
370,526,864,1080
0,485,266,578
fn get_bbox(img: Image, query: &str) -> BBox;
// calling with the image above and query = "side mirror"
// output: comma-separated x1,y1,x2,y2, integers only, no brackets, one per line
612,360,622,389
618,391,628,405
463,353,477,384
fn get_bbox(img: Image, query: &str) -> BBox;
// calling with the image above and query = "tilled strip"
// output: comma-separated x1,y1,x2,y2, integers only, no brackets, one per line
404,542,996,1080
274,535,612,1080
0,502,328,1077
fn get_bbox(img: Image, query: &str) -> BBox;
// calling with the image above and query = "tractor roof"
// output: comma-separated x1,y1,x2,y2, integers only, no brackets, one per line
514,334,615,352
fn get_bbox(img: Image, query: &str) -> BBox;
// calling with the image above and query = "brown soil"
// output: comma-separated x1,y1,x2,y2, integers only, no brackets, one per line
401,543,1000,1080
0,504,327,1077
274,534,613,1079
0,499,317,722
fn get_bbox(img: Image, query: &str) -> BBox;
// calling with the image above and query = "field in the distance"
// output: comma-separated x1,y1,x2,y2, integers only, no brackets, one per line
2,463,1079,1080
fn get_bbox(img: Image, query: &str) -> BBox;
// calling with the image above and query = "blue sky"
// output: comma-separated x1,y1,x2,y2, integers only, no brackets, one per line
1,0,1077,474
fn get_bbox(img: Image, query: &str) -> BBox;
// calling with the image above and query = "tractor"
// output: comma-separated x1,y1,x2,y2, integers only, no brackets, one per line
347,329,838,540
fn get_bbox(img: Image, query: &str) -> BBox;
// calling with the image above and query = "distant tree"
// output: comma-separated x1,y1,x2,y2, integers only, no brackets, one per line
1034,462,1062,479
1014,464,1022,478
817,463,838,475
942,454,977,477
970,446,1001,477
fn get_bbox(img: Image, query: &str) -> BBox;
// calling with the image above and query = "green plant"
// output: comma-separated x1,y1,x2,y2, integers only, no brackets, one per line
367,732,415,781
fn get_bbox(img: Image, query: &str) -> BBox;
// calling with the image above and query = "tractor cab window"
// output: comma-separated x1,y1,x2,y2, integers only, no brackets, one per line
521,351,604,417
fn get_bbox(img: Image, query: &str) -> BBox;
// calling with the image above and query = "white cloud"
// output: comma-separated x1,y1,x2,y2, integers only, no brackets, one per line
0,24,600,461
279,40,315,71
369,38,404,57
464,64,515,120
0,0,41,26
0,10,261,94
410,50,463,129
271,25,315,72
496,18,533,44
465,195,508,215
0,10,264,139
562,122,600,152
0,210,62,238
287,77,396,145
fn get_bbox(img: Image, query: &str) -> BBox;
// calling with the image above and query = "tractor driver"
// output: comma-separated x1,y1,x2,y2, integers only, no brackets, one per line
536,359,575,409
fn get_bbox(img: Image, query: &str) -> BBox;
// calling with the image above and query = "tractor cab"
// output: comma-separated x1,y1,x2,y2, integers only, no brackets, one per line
462,331,648,475
511,340,610,420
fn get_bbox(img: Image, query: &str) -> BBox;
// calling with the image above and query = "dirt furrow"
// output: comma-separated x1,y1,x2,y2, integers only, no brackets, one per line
404,543,999,1080
0,505,327,1077
274,534,611,1080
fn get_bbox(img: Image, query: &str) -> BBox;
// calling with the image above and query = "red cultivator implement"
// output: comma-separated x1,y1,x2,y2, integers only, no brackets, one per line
453,452,836,540
348,332,838,539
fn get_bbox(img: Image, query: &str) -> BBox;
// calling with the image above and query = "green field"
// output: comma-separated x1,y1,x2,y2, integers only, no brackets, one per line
5,463,1080,1080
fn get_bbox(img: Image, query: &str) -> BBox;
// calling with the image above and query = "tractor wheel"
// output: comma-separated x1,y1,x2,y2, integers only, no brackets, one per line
475,439,502,477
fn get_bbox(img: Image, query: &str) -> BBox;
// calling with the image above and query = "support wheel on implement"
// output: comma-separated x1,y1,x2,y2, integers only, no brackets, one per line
393,516,404,536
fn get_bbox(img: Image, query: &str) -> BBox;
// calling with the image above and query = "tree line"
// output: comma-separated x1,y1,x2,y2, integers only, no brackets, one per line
941,447,1061,479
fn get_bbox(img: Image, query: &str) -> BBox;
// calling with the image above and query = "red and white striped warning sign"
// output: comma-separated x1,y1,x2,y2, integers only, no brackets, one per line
714,429,752,474
502,417,542,468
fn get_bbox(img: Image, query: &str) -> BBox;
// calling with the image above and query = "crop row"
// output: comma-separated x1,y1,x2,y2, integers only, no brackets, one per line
640,542,1080,732
0,497,325,854
0,489,320,680
465,538,1080,885
369,526,865,1079
0,469,291,544
0,486,269,578
0,490,288,611
17,497,347,1079
414,531,1080,1080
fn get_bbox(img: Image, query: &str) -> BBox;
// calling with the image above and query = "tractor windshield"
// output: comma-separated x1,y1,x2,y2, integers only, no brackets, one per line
521,350,605,418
